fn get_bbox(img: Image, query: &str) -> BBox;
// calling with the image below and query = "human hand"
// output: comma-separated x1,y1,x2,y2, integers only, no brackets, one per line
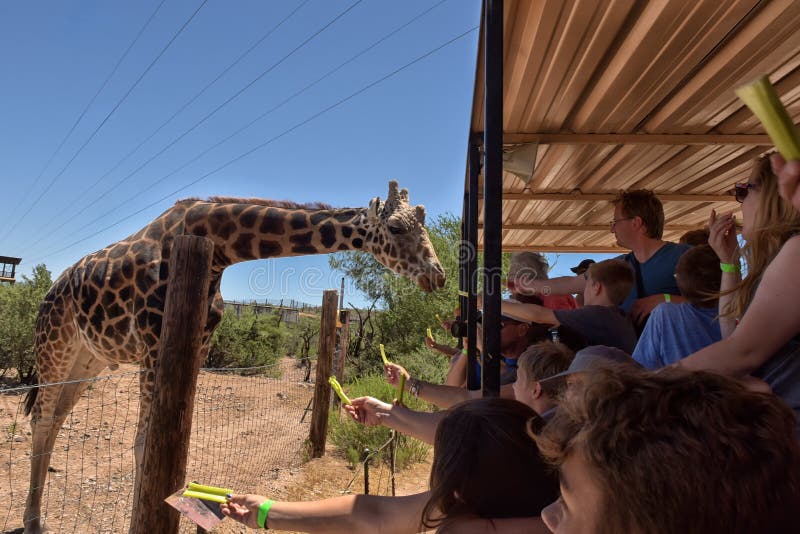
425,336,436,349
771,153,800,212
738,375,772,394
384,362,410,388
630,294,667,325
345,396,393,426
220,494,269,529
708,209,739,263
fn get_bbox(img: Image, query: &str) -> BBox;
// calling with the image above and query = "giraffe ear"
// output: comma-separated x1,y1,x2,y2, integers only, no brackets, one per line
368,197,381,223
415,205,426,226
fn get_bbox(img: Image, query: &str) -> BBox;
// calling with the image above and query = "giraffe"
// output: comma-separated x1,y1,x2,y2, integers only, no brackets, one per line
22,180,445,533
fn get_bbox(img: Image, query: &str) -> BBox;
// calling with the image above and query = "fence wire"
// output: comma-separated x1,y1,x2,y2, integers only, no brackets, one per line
0,358,315,533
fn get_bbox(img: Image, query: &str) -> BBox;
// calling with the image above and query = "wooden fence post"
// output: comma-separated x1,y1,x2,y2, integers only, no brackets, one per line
130,235,213,534
309,290,338,458
335,310,349,383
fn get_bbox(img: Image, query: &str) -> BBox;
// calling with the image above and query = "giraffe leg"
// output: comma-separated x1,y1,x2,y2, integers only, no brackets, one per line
24,350,107,534
128,361,156,530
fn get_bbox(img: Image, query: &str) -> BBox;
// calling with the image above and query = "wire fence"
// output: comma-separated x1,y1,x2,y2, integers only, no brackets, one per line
0,358,315,533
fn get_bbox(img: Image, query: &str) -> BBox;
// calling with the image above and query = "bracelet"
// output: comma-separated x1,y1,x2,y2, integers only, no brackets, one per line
663,293,671,303
720,262,740,273
409,378,421,398
258,499,275,529
461,348,468,356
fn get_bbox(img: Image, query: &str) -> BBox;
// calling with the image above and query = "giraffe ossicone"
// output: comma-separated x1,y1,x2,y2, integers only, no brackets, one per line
22,180,444,534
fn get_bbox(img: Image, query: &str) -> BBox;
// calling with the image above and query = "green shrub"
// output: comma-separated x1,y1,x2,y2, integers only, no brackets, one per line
206,309,286,376
328,374,431,469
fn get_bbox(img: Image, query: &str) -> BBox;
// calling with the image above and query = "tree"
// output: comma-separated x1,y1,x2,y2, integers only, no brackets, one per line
330,214,509,379
206,307,286,374
0,264,53,381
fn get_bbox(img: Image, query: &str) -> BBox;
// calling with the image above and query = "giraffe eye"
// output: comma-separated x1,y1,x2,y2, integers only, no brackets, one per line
388,225,405,235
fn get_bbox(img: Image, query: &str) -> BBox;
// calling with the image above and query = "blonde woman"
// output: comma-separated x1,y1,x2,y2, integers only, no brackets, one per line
679,154,800,428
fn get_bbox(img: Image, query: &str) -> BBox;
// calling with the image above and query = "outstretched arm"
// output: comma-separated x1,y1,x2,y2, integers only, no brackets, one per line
344,396,446,444
511,274,584,296
384,363,478,409
221,491,430,533
499,300,558,325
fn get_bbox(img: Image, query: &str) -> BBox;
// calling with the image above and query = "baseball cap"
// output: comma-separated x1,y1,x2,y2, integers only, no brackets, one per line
570,259,596,274
540,345,640,384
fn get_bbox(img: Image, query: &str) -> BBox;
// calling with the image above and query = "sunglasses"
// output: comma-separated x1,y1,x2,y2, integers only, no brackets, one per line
731,182,759,203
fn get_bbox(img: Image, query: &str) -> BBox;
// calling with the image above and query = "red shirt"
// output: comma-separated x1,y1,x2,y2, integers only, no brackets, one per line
541,294,578,310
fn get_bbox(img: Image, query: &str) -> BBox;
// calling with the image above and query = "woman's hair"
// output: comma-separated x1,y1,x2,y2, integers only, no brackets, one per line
726,154,800,318
422,398,558,529
533,367,800,534
675,245,721,307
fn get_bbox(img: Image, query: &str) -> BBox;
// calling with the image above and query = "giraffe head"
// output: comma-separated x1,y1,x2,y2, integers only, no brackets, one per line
366,180,445,292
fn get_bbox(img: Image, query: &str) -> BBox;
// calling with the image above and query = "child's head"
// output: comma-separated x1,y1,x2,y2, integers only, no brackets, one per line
423,398,558,529
583,259,634,306
674,244,721,307
513,341,574,413
534,367,800,534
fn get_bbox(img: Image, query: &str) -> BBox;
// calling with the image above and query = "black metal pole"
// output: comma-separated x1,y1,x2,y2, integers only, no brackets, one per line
482,0,503,397
466,138,480,390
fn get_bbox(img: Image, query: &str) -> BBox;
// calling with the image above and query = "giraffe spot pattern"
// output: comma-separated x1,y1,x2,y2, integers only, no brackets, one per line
319,222,337,249
259,209,286,235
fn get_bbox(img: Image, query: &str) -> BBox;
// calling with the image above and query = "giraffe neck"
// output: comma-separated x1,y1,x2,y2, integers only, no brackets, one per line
184,202,374,269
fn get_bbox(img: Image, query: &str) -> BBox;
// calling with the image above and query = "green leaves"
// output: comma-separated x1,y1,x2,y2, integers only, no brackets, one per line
0,264,52,381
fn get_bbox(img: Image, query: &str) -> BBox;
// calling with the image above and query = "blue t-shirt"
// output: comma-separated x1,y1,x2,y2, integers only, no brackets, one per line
474,355,518,385
619,242,691,312
632,303,721,369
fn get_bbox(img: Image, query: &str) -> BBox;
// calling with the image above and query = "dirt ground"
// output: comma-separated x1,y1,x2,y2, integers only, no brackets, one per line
0,358,429,533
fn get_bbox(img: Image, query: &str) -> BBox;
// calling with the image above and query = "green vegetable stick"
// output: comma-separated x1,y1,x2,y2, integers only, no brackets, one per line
735,76,800,160
379,344,390,366
328,376,352,405
397,374,406,404
182,490,228,503
187,482,233,496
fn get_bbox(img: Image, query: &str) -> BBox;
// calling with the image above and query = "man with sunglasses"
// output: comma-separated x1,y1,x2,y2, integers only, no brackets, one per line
513,189,690,331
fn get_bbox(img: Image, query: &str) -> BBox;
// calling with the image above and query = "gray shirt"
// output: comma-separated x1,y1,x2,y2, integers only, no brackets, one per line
554,305,638,354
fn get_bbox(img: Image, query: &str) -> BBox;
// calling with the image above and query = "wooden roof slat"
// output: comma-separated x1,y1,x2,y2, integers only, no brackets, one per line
468,0,800,251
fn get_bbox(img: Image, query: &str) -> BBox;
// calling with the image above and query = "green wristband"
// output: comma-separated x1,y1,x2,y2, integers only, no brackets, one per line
663,294,671,303
720,262,740,273
258,499,275,529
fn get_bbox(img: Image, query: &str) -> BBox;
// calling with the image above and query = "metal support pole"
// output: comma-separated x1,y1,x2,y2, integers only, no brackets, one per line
466,138,481,390
481,0,503,397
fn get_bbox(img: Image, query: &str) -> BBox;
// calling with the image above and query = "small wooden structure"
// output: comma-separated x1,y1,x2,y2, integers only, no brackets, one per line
0,256,21,284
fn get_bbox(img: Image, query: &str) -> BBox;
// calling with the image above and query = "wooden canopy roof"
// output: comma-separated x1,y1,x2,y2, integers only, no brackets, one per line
469,0,800,252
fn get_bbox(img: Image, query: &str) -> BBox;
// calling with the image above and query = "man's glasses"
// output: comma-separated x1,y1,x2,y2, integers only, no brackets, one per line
609,217,634,227
731,182,759,203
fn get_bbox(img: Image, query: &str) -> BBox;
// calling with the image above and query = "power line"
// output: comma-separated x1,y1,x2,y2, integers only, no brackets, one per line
16,0,310,253
2,0,208,244
25,25,478,265
22,0,448,256
17,0,360,256
0,0,167,244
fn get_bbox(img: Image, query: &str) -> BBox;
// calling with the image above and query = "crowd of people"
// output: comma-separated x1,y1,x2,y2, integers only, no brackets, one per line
219,153,800,532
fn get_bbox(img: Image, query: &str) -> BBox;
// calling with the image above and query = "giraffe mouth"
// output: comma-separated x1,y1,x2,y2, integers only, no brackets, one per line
417,275,433,292
418,271,445,292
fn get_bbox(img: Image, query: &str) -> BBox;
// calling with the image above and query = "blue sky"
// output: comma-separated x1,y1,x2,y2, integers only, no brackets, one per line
0,0,614,308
